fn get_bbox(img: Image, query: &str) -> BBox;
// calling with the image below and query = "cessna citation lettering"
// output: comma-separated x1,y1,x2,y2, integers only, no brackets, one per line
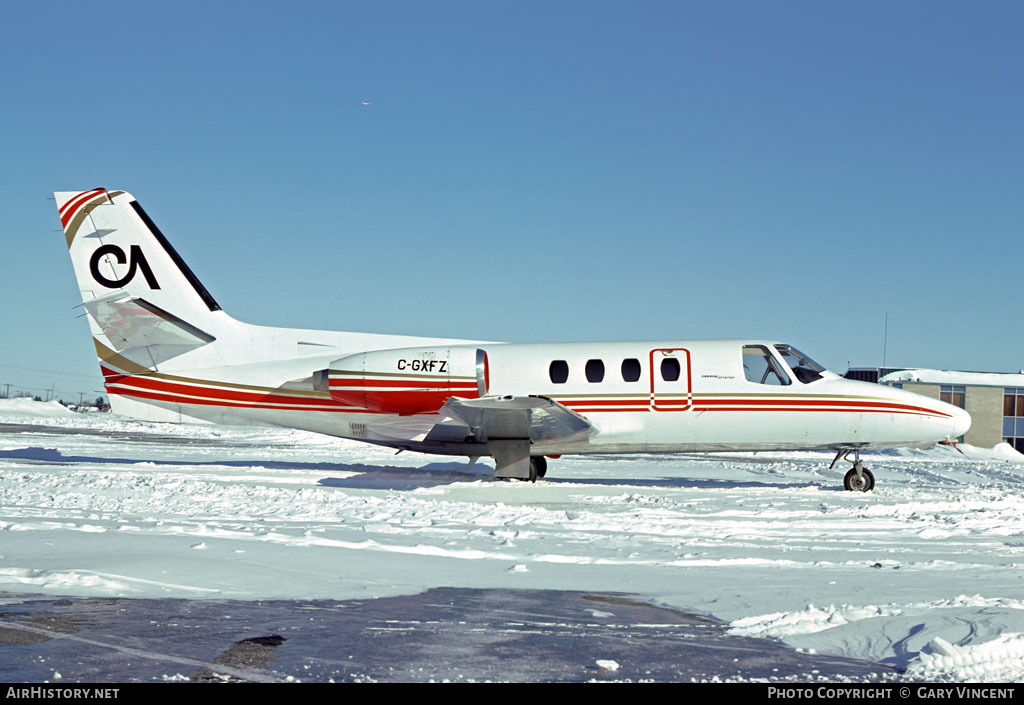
56,189,971,490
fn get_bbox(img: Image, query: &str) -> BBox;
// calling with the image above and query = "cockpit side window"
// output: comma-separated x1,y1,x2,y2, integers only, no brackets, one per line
742,345,791,386
774,345,825,384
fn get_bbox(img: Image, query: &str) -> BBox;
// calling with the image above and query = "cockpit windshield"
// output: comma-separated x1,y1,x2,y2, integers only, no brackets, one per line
774,344,826,384
743,345,791,386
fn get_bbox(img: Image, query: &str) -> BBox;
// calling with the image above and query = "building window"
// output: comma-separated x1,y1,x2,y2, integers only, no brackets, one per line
621,358,641,382
940,385,966,409
1004,388,1024,454
585,359,605,383
549,360,569,384
1005,388,1024,417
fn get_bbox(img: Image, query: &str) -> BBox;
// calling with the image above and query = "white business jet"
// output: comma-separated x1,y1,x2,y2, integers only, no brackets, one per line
56,189,971,490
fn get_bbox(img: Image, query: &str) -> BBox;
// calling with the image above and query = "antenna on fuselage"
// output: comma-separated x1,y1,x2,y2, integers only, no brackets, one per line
882,312,889,368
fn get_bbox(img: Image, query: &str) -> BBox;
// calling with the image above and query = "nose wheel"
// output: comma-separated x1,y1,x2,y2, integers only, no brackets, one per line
831,450,875,492
843,463,875,492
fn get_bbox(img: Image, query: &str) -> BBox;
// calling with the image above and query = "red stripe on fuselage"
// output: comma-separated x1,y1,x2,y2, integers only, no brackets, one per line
104,371,358,408
690,397,950,416
99,365,951,421
559,396,949,417
105,385,378,413
690,406,946,417
329,378,479,390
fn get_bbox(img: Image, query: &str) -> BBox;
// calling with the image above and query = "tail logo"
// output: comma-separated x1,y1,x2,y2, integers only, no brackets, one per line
89,244,161,290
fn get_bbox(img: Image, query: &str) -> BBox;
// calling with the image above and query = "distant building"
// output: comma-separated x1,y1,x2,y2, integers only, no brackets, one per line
844,367,907,384
848,368,1024,452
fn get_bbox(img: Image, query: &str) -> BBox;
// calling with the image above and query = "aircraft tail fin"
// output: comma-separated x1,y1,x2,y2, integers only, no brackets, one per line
56,189,232,377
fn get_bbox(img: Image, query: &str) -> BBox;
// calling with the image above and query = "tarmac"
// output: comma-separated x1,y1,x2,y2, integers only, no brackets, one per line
0,588,895,683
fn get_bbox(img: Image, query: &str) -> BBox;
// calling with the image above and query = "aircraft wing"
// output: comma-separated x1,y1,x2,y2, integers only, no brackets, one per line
440,395,594,445
438,395,594,479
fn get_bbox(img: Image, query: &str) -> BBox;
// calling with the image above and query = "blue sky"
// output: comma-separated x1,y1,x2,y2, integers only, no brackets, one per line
2,1,1022,401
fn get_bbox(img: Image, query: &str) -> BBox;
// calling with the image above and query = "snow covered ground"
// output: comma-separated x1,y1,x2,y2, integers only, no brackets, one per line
2,399,1024,681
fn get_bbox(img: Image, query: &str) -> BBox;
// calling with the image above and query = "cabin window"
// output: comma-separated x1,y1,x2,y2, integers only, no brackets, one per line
549,360,569,384
774,344,824,384
621,358,641,382
661,358,681,382
585,359,605,383
743,345,791,386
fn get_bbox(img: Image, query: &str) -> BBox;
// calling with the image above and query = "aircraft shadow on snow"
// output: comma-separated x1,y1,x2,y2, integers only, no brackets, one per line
0,446,839,492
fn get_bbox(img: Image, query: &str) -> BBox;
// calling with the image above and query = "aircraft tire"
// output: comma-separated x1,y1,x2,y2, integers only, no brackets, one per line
531,456,547,479
843,467,875,492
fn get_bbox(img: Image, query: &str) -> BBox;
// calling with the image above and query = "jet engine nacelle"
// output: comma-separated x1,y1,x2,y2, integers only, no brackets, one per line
320,346,489,414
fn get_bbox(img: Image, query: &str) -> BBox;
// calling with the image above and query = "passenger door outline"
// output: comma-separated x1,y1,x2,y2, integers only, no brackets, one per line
649,348,692,412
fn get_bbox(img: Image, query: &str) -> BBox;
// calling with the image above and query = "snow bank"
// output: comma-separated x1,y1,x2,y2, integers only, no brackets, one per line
729,596,1024,679
910,635,1024,682
730,596,1024,642
888,442,1024,463
0,398,76,418
880,369,1024,387
729,603,904,639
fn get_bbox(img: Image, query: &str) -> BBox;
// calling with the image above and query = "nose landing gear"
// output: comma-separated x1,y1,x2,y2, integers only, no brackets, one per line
830,449,875,492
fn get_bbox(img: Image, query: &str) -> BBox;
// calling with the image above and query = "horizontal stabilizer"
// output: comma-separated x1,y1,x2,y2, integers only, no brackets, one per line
441,395,593,444
83,294,215,363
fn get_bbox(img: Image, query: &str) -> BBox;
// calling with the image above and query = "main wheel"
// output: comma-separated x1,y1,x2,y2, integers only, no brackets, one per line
843,467,875,492
530,456,547,479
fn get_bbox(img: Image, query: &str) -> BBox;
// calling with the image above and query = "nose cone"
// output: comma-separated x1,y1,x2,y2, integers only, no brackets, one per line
949,404,972,439
885,383,973,445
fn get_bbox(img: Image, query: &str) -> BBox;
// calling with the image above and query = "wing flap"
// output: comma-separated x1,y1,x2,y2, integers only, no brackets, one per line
421,421,472,443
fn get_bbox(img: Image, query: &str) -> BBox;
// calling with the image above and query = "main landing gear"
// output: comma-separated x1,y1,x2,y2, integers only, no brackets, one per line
830,449,875,492
528,456,547,483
